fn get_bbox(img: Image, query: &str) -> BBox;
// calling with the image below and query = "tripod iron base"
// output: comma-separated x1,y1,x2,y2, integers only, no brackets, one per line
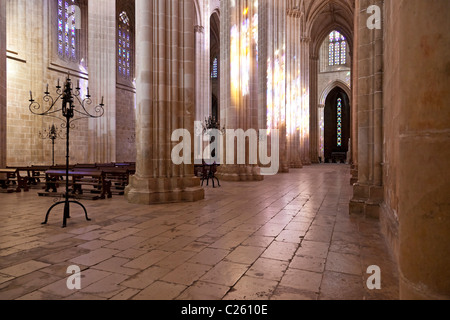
42,199,91,228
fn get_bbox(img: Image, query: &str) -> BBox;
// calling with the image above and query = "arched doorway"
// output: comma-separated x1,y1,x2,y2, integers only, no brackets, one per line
324,87,350,163
210,11,220,120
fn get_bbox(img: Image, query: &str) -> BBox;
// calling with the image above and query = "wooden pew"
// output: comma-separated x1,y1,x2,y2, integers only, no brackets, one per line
96,166,131,195
0,168,29,192
40,169,112,200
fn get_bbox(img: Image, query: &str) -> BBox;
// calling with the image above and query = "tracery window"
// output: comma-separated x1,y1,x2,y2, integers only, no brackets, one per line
328,31,347,66
337,98,343,147
211,57,218,79
57,0,78,61
118,11,132,79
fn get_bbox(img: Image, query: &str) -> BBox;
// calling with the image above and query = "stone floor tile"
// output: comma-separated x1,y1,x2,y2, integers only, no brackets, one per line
261,241,298,262
325,251,362,276
120,266,172,290
225,246,265,265
201,261,249,287
280,269,322,294
224,276,278,300
176,281,230,300
81,273,130,299
0,260,50,277
70,248,120,267
290,255,326,273
161,263,211,286
318,271,366,300
188,248,230,266
270,286,318,300
132,281,186,300
246,258,289,282
0,164,399,300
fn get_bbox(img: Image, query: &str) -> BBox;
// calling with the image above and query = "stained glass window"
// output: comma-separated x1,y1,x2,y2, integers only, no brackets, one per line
57,0,77,61
118,11,132,79
337,98,343,147
328,31,347,66
211,57,218,79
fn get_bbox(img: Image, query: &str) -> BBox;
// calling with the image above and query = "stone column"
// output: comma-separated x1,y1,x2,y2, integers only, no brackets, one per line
88,0,117,164
300,35,311,165
0,0,6,168
394,0,450,300
286,11,302,169
350,0,359,185
309,54,319,164
349,0,384,219
216,0,263,181
125,0,204,204
266,0,288,173
194,23,211,123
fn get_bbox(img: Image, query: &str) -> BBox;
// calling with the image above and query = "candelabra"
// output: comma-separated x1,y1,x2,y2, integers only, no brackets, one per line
202,116,225,135
29,74,105,228
38,124,65,166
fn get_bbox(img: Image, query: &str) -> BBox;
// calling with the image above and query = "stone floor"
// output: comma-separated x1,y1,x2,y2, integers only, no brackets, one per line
0,164,399,300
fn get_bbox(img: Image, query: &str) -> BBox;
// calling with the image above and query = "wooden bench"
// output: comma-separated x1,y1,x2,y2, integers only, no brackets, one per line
0,168,29,193
75,163,135,196
7,166,50,188
40,169,112,200
331,152,347,163
97,166,131,195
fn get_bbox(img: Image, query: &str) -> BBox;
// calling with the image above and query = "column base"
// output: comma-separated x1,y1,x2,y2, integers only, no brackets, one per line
279,163,290,173
125,175,205,205
290,160,303,169
349,183,384,219
216,165,264,182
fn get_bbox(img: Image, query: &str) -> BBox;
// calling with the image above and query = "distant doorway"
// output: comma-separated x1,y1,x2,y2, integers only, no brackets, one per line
324,87,350,163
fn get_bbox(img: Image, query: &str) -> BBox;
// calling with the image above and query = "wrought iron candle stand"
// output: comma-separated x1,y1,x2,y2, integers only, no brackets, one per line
39,124,65,166
29,75,105,228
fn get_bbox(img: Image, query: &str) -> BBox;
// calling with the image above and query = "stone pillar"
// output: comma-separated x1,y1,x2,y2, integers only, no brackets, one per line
300,35,311,166
266,0,288,174
88,0,117,163
125,0,204,204
0,0,5,168
394,0,450,300
216,0,263,181
309,54,319,164
286,11,302,169
194,23,211,123
349,0,384,219
350,0,360,185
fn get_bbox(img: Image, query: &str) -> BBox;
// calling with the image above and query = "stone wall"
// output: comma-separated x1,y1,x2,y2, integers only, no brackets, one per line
116,86,136,163
5,0,135,166
0,0,5,168
383,0,450,300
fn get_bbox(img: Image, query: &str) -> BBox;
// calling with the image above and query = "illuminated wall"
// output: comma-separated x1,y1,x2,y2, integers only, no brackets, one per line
229,0,259,105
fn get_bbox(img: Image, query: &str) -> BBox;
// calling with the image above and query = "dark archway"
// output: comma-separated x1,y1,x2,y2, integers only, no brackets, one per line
210,12,220,120
324,87,350,163
212,94,218,121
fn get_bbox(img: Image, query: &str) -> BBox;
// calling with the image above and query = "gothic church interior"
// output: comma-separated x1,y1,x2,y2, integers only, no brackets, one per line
0,0,449,300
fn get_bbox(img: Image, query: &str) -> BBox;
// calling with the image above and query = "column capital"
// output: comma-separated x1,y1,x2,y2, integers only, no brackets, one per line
194,25,204,33
301,36,311,43
287,9,303,18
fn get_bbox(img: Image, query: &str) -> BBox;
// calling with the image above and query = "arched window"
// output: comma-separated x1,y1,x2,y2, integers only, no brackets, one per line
211,57,218,79
57,0,79,61
337,98,343,147
118,11,132,79
328,31,347,66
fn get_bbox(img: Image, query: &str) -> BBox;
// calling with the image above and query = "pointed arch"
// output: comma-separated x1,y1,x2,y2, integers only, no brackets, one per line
319,79,351,106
